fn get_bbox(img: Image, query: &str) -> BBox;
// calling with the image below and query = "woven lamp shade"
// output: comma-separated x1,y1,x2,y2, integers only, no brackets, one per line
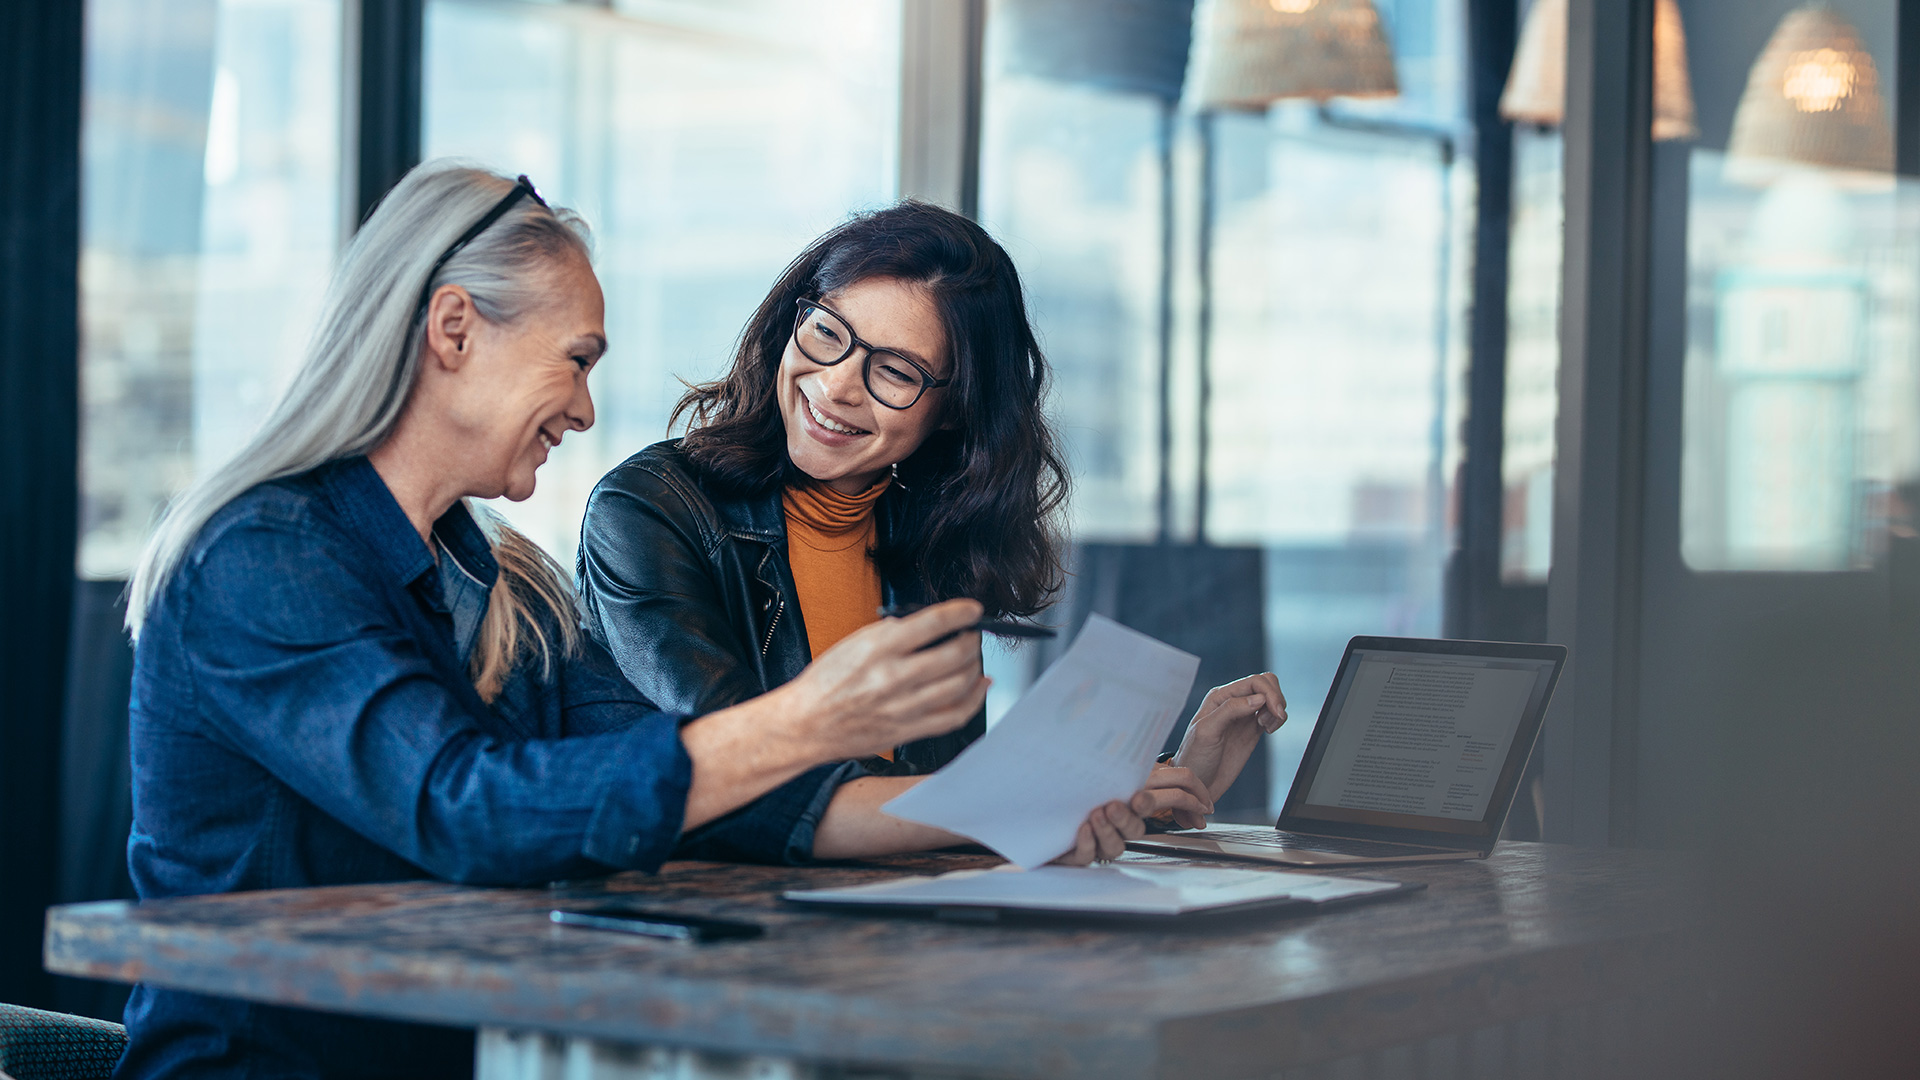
1726,4,1892,177
1188,0,1398,110
1498,0,1697,141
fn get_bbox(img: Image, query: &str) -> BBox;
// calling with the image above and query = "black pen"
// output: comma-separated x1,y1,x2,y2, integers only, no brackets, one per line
877,604,1058,640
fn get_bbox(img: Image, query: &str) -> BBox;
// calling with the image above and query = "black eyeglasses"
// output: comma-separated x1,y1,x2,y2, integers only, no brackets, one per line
791,297,951,411
413,174,549,325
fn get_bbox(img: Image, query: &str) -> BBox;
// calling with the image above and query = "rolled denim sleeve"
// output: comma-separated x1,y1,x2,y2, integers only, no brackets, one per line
179,519,692,885
672,760,868,864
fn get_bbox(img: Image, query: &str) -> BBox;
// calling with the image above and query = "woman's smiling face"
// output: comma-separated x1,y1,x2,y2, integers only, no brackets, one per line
776,276,950,494
437,252,606,503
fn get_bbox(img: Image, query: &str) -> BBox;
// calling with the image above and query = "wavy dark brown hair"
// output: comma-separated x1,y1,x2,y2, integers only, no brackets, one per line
672,200,1068,618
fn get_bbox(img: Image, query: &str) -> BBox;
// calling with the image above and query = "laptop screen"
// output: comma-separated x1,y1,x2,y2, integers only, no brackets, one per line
1279,639,1564,840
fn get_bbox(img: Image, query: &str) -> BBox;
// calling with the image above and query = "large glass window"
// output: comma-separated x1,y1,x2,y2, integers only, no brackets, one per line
79,0,342,578
1678,0,1912,572
1682,160,1917,570
980,0,1475,806
1203,2,1473,805
978,76,1168,541
422,0,902,566
78,0,1491,814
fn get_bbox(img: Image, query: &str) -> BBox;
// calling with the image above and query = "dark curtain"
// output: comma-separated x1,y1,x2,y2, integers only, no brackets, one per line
54,582,136,1020
0,0,83,1010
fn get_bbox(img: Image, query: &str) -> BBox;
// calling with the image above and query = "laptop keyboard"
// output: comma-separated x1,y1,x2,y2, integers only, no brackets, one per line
1187,827,1446,858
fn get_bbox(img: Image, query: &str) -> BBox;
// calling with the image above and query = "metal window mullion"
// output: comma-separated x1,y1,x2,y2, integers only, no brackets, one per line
348,0,424,230
1156,101,1177,543
1193,110,1215,544
1447,0,1519,641
898,0,985,217
1543,0,1656,847
1899,0,1920,176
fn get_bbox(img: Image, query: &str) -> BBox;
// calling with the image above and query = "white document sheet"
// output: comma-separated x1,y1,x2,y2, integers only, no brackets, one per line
785,863,1403,916
880,614,1200,868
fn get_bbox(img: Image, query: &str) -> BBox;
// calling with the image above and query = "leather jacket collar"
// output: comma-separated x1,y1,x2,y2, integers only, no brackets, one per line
707,466,913,553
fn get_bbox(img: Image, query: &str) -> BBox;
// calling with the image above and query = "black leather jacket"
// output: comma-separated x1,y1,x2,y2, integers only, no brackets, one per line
576,439,984,774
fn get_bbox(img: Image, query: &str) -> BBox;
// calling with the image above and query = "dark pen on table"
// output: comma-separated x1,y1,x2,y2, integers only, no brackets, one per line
877,604,1058,640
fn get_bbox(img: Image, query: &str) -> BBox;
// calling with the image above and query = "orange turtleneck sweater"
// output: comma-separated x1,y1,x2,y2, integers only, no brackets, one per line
784,476,892,758
783,472,891,676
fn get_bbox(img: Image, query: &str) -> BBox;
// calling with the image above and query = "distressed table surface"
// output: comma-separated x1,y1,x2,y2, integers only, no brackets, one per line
44,843,1689,1079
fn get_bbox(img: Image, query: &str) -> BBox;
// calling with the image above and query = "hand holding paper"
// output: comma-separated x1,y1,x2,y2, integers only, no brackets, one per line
881,615,1200,868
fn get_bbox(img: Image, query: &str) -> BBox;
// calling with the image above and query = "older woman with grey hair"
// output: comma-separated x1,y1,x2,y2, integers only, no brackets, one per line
116,162,1172,1080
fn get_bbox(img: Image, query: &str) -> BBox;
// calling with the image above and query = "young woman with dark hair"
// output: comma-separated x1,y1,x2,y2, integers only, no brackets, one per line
578,201,1287,858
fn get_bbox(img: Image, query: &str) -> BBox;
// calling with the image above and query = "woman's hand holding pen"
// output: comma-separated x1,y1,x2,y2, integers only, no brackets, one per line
687,600,986,832
781,598,989,760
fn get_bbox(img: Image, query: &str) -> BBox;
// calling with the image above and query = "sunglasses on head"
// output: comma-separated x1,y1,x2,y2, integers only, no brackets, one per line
411,174,550,325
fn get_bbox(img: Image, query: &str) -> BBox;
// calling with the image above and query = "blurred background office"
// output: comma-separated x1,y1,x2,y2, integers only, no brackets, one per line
5,1,1919,1070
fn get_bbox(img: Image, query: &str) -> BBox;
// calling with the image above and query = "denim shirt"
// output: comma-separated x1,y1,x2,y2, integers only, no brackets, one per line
116,457,838,1080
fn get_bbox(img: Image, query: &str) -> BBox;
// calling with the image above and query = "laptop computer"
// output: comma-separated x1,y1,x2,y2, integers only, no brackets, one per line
1129,636,1567,867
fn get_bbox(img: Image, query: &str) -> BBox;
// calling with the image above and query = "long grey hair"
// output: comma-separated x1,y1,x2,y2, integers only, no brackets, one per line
127,161,590,701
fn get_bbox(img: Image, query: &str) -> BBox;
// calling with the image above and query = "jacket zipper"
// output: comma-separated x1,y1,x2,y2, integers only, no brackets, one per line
760,599,782,659
755,546,784,659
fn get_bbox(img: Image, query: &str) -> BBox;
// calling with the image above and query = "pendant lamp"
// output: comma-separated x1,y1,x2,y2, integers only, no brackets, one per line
1725,4,1892,179
1498,0,1698,141
1187,0,1399,110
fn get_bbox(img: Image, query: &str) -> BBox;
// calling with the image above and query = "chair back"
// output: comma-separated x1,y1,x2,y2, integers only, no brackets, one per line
0,1003,127,1080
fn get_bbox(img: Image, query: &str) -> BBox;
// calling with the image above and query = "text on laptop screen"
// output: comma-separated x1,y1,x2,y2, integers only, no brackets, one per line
1295,650,1558,828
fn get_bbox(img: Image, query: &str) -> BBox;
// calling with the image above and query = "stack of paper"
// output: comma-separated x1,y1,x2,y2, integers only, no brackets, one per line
785,863,1405,917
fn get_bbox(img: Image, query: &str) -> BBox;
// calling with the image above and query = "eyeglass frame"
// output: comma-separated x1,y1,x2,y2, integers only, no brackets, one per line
791,297,952,411
411,174,550,328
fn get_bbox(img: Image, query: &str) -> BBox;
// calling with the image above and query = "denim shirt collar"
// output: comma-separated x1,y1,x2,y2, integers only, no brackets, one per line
431,504,500,592
434,528,496,666
321,456,499,593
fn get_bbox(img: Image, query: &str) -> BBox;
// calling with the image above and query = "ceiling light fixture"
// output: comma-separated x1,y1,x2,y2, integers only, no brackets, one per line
1498,0,1697,141
1727,4,1891,180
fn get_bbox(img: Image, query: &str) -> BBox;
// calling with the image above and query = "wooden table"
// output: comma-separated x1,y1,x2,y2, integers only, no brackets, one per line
44,843,1692,1079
